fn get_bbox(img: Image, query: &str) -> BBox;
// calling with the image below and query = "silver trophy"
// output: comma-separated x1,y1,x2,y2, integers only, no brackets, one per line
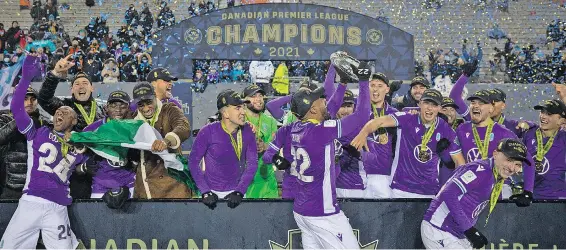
330,51,360,83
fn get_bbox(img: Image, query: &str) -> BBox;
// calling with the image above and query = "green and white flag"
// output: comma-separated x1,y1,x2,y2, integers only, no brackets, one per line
69,119,199,194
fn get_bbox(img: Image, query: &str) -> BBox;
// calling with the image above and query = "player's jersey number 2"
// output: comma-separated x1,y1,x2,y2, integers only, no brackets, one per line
38,142,76,183
290,146,313,183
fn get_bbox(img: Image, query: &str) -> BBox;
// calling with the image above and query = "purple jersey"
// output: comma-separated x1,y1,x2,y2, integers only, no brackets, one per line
523,128,566,199
456,122,516,163
188,122,258,194
262,124,296,199
390,113,461,195
424,159,496,239
11,67,86,206
292,79,370,216
83,118,136,193
363,103,399,175
335,140,365,190
495,114,534,138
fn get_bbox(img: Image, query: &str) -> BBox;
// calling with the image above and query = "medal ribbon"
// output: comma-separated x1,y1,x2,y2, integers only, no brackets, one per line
221,121,243,160
451,119,459,130
372,103,387,135
54,132,70,159
472,120,494,160
496,115,504,125
420,119,436,152
304,119,321,125
535,129,557,161
486,164,504,225
74,101,97,125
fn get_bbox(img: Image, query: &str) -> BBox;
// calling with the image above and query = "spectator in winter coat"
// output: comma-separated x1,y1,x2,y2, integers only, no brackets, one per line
138,52,152,81
83,52,103,82
102,58,120,83
125,4,139,28
140,5,153,36
157,4,176,28
5,22,21,53
0,87,50,199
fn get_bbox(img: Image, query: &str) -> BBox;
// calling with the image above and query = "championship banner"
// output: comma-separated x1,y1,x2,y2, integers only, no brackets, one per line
0,200,564,249
151,3,415,81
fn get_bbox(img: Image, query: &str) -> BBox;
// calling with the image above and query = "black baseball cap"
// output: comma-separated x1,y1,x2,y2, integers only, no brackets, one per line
291,87,325,119
242,84,265,97
146,67,178,82
441,97,459,109
489,88,507,103
370,72,389,86
72,72,92,85
299,78,318,91
410,76,430,88
534,99,566,118
26,86,38,97
217,89,250,110
497,138,531,166
343,89,355,105
467,90,492,104
132,82,156,104
107,90,130,104
420,89,443,106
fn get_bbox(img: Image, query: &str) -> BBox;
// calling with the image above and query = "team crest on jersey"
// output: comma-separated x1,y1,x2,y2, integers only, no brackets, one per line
436,133,440,141
532,139,536,145
413,145,433,163
489,133,494,141
472,200,489,219
467,148,482,162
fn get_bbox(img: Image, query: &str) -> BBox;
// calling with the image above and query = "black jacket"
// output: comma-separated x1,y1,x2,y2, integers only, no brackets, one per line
38,72,105,131
0,110,50,196
392,91,419,110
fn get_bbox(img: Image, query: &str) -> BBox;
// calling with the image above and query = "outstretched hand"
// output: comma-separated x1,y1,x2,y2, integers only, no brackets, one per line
350,132,369,152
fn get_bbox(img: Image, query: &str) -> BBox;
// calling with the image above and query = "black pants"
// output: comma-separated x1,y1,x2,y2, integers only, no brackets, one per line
69,174,92,199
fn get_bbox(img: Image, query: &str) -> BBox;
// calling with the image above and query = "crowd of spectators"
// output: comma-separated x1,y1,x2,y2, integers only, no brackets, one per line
488,38,566,83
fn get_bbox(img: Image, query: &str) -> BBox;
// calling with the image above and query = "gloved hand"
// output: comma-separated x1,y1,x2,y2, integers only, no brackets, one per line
78,156,102,175
389,80,402,93
464,227,488,249
462,59,479,77
202,191,219,210
272,154,291,170
509,190,533,207
355,61,372,82
225,191,244,209
436,138,451,154
102,186,130,209
342,144,361,159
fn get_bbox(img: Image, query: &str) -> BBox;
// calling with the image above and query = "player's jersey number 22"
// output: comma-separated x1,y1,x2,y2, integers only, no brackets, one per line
290,146,313,183
38,142,76,183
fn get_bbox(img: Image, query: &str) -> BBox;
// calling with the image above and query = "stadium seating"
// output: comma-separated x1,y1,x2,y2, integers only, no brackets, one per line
0,0,565,81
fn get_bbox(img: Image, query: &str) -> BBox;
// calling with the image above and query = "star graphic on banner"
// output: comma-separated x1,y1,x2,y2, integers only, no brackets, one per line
269,229,378,249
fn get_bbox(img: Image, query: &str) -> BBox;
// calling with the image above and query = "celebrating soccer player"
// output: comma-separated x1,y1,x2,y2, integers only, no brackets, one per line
83,91,136,207
421,138,530,249
189,90,258,209
288,61,371,249
455,90,535,201
1,56,88,249
352,89,466,198
522,100,566,199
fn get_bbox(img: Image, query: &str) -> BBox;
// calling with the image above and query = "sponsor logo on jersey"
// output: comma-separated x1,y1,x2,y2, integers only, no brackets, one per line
466,148,481,162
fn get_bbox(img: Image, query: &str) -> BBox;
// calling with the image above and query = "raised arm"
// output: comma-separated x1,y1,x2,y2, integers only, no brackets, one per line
327,83,346,119
38,55,74,115
266,95,291,120
449,74,470,119
188,125,211,193
323,64,337,98
12,56,42,139
236,125,258,194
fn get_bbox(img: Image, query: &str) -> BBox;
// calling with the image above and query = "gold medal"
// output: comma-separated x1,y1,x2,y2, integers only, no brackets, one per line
378,133,388,144
535,160,544,173
418,150,431,162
